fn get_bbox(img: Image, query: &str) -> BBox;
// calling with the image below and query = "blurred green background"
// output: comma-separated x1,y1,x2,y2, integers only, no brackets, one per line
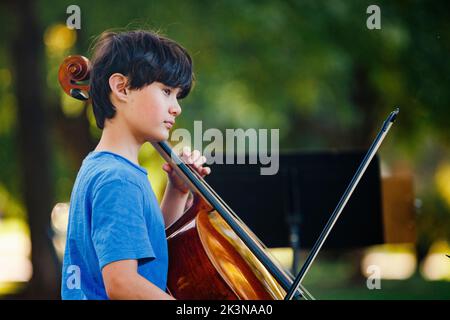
0,0,449,299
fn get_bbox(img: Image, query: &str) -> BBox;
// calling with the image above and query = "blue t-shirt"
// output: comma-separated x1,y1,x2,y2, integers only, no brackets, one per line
61,151,168,300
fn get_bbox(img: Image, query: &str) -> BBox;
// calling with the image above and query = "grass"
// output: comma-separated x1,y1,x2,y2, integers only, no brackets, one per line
301,257,450,300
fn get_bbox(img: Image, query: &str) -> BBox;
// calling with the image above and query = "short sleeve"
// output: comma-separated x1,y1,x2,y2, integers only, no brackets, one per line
91,180,155,270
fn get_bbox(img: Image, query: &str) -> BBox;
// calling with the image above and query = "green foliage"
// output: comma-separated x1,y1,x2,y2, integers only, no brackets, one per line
0,0,448,240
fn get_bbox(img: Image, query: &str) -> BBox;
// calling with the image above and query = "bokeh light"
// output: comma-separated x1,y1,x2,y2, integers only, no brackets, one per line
44,24,77,54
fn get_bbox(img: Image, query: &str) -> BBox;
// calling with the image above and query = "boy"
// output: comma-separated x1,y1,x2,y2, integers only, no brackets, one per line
61,30,210,300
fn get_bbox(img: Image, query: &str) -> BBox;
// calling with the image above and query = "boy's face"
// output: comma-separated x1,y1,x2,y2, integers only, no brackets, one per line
122,81,182,143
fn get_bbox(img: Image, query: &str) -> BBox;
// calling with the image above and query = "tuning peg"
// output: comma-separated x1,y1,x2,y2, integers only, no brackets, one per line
70,88,89,101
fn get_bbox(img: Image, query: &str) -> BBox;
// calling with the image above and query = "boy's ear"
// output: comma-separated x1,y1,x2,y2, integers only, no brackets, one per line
109,73,129,103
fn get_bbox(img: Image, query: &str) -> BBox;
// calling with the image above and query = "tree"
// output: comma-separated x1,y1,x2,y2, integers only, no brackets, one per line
7,0,60,299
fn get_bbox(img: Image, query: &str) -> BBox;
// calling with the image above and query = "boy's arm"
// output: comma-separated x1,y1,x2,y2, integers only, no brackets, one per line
102,260,175,300
160,182,190,228
160,148,210,228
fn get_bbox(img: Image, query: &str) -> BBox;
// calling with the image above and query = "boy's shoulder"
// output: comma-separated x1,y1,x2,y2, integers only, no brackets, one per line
78,151,148,192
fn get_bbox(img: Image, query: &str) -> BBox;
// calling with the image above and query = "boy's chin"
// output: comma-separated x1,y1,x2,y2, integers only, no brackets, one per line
146,131,169,143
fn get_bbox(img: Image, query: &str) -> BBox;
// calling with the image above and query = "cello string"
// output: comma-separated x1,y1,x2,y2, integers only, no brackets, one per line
193,169,299,283
170,147,278,252
192,168,294,276
158,142,303,294
188,166,309,298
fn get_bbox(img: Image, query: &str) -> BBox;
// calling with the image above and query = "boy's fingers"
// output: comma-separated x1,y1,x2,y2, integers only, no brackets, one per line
191,150,201,163
183,149,201,165
193,155,206,168
180,146,193,164
181,146,191,157
162,163,173,172
176,148,210,175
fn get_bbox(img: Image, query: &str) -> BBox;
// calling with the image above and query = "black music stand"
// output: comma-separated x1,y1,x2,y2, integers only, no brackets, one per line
206,150,384,273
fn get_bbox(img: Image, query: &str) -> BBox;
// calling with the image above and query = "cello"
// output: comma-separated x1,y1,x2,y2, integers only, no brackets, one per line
58,55,307,300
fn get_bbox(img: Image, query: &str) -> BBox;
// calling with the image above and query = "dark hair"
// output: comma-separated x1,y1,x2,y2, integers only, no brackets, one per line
89,30,194,129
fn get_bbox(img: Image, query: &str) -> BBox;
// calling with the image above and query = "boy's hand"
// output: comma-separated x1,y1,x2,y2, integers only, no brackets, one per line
162,146,211,194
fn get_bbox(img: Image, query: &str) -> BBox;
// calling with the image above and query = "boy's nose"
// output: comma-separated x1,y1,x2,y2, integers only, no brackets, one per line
170,100,182,117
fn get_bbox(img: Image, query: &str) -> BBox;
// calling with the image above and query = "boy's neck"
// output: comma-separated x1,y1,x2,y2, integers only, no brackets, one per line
94,120,143,166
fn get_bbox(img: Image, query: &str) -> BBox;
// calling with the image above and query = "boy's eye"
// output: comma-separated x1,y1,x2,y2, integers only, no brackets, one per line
163,88,172,96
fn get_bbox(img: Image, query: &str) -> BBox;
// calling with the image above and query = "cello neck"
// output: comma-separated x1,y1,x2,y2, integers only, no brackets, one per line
153,141,302,297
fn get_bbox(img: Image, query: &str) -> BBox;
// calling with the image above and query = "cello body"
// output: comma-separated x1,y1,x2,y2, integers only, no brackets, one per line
166,194,286,300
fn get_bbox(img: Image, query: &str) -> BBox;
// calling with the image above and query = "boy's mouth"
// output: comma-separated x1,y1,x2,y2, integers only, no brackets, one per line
164,120,174,129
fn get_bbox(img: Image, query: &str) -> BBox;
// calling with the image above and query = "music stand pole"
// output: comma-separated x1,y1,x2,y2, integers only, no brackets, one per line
284,108,399,300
